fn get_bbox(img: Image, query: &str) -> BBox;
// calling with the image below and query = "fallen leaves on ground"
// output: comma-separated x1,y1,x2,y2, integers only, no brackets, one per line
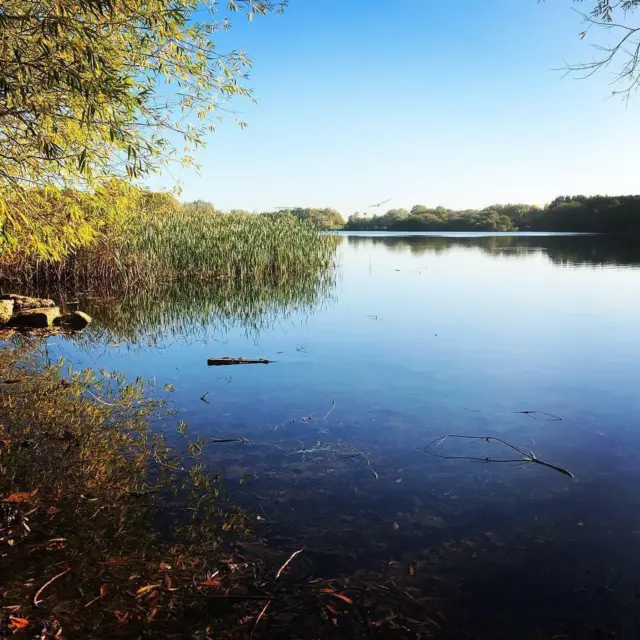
135,584,159,596
199,578,221,587
2,491,35,503
9,616,29,630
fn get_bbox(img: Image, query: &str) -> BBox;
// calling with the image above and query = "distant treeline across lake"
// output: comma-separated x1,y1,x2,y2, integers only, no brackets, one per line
343,195,640,233
273,195,639,233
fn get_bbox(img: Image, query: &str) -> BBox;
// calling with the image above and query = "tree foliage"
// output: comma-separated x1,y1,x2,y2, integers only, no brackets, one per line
344,196,640,233
267,207,345,230
0,0,286,190
0,180,141,260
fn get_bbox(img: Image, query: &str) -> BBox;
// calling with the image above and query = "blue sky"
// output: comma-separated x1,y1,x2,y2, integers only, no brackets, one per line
149,0,640,213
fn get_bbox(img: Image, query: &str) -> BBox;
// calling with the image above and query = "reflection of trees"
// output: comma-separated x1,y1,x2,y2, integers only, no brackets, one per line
0,342,251,636
345,234,640,267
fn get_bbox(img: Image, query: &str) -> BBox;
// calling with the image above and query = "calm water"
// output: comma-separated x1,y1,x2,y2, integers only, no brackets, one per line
55,233,640,638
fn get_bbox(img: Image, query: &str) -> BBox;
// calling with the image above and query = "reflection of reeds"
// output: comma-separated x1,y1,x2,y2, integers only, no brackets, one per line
79,271,336,343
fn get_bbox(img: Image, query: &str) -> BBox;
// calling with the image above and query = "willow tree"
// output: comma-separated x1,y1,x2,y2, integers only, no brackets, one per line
0,0,286,189
567,0,640,97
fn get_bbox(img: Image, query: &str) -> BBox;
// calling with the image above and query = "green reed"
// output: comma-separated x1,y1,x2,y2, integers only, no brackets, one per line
0,200,338,296
128,209,336,284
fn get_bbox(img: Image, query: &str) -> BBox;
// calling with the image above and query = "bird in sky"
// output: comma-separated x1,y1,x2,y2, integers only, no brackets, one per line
368,198,391,208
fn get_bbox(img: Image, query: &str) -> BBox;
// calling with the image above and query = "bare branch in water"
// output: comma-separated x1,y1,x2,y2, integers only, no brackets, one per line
514,410,563,422
321,400,336,421
424,435,574,478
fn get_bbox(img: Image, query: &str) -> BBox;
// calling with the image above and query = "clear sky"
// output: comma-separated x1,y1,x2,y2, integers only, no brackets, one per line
148,0,640,214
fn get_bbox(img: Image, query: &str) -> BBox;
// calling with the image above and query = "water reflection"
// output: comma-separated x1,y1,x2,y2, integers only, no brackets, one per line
11,233,640,638
78,266,337,344
345,232,640,266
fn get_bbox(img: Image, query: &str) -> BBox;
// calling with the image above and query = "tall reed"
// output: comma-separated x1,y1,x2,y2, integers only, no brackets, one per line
0,192,338,294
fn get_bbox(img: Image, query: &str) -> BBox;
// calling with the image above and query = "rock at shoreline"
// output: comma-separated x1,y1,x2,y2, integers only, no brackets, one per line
0,294,91,337
1,294,56,312
12,307,61,329
0,300,14,325
55,311,92,331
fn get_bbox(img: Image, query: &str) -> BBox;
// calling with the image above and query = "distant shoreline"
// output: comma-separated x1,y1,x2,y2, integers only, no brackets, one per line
329,230,600,236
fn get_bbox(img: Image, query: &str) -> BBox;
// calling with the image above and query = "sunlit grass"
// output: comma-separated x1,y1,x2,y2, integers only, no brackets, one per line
0,205,337,291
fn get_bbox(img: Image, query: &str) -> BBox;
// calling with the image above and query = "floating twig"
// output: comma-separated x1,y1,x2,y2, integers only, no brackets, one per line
514,410,563,422
340,443,379,480
252,601,271,636
200,392,210,404
252,548,304,636
207,357,273,366
275,548,304,581
33,568,70,607
209,437,249,444
424,435,573,478
321,400,336,421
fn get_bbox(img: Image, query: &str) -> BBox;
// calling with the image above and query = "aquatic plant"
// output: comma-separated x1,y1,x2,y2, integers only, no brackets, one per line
1,191,337,290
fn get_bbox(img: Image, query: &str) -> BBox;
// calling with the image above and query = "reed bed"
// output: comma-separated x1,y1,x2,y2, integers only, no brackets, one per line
0,198,338,294
0,194,339,341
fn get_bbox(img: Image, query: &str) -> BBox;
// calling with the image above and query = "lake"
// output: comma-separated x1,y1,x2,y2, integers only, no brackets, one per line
49,232,640,637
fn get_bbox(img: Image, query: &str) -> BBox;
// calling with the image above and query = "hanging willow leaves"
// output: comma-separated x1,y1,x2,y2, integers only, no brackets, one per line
0,0,287,192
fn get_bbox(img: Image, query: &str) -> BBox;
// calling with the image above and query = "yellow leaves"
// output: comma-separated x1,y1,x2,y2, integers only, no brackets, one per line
135,584,159,596
1,0,282,194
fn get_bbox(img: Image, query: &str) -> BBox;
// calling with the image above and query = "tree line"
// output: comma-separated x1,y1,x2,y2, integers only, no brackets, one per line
343,196,640,234
176,197,640,233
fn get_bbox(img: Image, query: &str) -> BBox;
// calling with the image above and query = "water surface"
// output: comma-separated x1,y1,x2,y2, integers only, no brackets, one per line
55,233,640,638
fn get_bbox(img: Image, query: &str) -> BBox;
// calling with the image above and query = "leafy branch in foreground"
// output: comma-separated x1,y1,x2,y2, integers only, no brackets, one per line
0,0,286,191
554,0,640,98
424,434,574,478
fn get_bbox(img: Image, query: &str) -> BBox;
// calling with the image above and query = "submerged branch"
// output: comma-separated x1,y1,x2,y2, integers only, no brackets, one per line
424,435,574,478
